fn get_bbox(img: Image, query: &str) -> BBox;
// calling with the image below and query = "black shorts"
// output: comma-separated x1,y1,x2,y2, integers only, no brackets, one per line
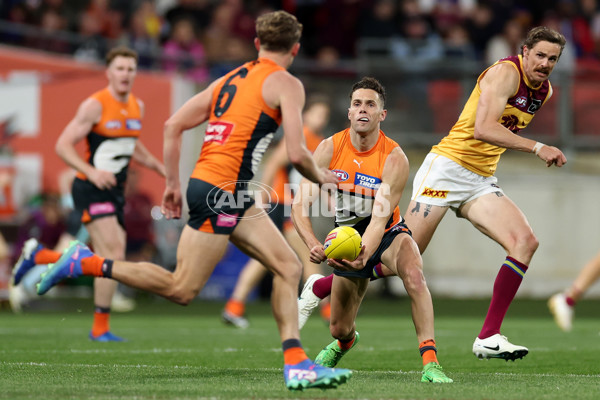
187,178,255,235
334,222,412,279
72,177,125,228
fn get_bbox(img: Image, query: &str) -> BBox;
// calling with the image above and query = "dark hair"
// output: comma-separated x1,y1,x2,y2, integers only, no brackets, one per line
521,26,566,57
256,10,302,52
105,46,138,66
350,77,386,107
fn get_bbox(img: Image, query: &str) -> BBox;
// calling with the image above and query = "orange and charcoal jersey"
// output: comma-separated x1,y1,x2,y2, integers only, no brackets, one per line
432,54,551,177
329,129,401,236
191,58,286,193
270,125,324,205
76,88,142,186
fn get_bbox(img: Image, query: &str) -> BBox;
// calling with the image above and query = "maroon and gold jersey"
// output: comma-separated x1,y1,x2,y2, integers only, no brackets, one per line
432,55,552,177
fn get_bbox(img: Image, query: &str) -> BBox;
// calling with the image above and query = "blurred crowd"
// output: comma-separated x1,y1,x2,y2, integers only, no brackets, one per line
2,0,600,83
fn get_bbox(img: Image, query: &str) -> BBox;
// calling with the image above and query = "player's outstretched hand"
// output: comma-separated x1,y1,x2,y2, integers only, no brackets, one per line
537,145,567,167
327,245,367,271
161,187,182,219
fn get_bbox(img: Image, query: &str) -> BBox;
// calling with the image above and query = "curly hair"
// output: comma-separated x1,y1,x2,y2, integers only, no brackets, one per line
256,10,303,53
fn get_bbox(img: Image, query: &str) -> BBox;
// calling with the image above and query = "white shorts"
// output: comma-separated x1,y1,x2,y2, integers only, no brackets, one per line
411,153,503,210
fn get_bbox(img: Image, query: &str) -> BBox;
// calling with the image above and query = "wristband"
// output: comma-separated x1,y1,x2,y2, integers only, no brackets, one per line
532,142,545,155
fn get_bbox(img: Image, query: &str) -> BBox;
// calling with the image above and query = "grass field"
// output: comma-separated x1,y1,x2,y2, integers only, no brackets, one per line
1,296,599,399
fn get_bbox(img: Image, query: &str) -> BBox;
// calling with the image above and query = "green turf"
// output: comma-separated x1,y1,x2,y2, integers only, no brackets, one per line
1,297,599,399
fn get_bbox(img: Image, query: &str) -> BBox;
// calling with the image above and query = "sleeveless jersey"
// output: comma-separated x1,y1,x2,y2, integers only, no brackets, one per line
192,58,285,190
76,88,142,185
329,129,401,235
432,55,551,177
271,126,323,205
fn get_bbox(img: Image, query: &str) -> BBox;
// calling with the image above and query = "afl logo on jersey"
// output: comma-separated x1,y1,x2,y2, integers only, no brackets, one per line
105,120,122,129
515,96,527,108
126,119,142,130
333,169,349,181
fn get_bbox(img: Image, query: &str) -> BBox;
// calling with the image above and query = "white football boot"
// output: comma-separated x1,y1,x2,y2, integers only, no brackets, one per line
548,292,574,332
473,334,528,361
298,274,324,329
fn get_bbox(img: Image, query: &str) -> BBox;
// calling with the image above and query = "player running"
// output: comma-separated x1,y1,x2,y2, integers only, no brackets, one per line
35,10,350,391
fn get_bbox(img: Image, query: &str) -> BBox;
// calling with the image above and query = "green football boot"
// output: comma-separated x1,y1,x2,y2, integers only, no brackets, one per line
421,362,453,383
315,331,360,367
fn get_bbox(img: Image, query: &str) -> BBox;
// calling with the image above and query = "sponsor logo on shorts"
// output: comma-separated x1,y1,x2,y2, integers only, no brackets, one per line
89,202,116,215
204,121,234,144
333,169,349,181
216,213,239,227
354,173,381,190
126,119,142,130
105,120,122,129
420,187,449,199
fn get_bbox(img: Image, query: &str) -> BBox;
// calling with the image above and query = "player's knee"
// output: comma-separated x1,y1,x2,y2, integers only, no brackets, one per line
512,231,539,259
270,256,302,282
400,264,427,294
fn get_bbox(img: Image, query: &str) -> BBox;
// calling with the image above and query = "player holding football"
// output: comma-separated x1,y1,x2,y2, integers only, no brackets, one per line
298,27,568,361
291,77,453,383
12,46,165,341
35,11,350,391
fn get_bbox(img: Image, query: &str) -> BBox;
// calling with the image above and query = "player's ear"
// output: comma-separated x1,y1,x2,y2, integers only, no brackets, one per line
379,109,387,122
254,37,260,51
290,42,300,57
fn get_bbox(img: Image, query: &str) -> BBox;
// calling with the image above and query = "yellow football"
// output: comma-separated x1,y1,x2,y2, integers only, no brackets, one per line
323,226,362,261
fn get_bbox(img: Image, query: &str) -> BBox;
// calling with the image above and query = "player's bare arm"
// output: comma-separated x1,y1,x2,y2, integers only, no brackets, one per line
161,78,221,219
291,138,335,263
329,147,408,271
55,98,117,190
475,63,566,167
132,141,166,177
134,97,164,176
265,71,337,186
